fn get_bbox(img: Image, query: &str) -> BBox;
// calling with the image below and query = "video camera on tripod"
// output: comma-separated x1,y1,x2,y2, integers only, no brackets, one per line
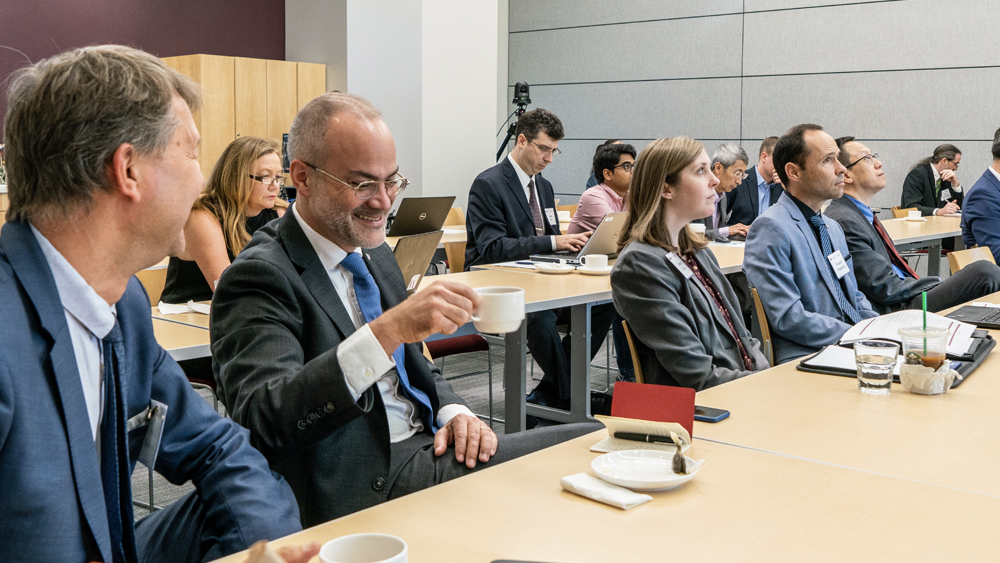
496,82,531,161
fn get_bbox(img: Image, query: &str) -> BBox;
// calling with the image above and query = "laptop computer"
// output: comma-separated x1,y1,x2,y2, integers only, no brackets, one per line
529,211,626,265
392,230,444,294
386,196,456,237
945,305,1000,329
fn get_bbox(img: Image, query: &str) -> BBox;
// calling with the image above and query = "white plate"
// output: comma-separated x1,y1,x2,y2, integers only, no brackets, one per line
905,217,927,222
534,263,576,274
577,265,613,276
591,450,704,491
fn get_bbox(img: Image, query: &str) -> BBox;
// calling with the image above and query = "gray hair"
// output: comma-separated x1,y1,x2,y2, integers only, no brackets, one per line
711,144,749,169
4,45,201,223
287,91,382,165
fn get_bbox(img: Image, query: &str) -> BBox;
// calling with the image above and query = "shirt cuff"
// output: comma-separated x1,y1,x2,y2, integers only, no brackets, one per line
719,226,730,238
338,324,396,400
550,235,557,251
436,403,476,429
952,184,962,192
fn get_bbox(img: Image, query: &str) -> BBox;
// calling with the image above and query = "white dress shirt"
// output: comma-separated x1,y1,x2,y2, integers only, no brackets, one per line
291,205,472,442
931,162,961,191
507,153,558,251
30,224,117,448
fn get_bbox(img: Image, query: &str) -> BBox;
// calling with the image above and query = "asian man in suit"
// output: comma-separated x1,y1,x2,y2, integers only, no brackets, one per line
961,127,1000,262
744,124,878,364
465,109,615,419
700,143,749,240
211,93,598,526
726,136,783,227
827,137,1000,313
0,45,301,563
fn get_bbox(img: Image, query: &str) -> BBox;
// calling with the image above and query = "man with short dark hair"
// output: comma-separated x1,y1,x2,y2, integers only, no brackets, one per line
0,45,301,563
961,128,1000,262
584,139,622,189
827,137,1000,313
726,136,783,227
568,142,635,234
744,124,877,364
902,144,963,217
466,108,614,419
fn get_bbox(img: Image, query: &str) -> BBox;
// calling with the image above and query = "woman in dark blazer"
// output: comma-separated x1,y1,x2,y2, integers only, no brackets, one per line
611,136,769,390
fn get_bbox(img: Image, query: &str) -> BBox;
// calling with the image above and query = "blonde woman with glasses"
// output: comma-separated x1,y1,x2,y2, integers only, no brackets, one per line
161,136,288,303
611,137,769,390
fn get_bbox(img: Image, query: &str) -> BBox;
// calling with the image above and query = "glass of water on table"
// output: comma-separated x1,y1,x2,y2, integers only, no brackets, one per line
854,340,899,394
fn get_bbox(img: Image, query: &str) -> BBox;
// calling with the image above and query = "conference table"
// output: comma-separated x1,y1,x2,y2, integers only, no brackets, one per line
152,317,210,362
879,215,962,276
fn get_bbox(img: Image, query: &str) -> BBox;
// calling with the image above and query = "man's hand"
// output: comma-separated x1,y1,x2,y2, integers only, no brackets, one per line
771,171,782,185
244,541,321,563
937,200,960,215
369,280,479,356
729,223,750,237
941,169,960,189
433,413,497,468
555,232,590,252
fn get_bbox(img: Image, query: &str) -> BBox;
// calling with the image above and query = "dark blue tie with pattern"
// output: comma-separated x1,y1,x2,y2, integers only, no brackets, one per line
807,215,862,324
101,320,138,563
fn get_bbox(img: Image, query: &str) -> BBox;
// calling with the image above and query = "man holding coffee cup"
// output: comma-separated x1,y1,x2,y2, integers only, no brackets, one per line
211,92,598,526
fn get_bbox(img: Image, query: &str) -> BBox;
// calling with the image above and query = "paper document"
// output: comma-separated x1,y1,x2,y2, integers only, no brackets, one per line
491,261,542,270
708,240,745,247
840,310,975,356
803,345,902,376
442,228,465,234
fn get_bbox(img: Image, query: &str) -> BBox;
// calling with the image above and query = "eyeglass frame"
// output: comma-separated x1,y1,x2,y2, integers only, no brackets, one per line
301,161,409,200
249,174,286,187
846,152,880,168
529,139,562,158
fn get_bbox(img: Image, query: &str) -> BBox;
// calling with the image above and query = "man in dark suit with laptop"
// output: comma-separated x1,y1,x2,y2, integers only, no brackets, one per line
726,136,784,228
466,109,614,421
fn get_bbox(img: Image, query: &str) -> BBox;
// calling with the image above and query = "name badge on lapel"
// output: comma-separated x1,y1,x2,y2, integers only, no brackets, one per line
827,250,850,279
133,400,168,469
544,208,558,226
939,188,951,201
665,252,694,279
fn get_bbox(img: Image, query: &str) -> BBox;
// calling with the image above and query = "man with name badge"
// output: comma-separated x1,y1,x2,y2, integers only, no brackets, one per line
744,124,878,364
902,144,963,218
726,136,783,228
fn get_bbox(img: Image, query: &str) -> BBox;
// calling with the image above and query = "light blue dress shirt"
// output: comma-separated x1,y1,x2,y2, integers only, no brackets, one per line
843,195,906,280
756,167,771,217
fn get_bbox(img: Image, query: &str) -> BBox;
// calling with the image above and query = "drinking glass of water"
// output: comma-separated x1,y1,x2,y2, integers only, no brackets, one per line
854,340,899,395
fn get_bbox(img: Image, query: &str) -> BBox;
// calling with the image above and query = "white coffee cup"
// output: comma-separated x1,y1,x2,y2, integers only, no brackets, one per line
472,287,525,334
319,533,407,563
908,210,921,219
689,223,707,235
557,210,571,221
579,254,608,270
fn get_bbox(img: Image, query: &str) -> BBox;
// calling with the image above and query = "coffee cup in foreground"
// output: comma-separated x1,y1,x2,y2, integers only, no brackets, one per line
898,326,953,394
579,254,608,270
689,223,707,235
472,287,525,334
908,210,921,220
319,533,407,563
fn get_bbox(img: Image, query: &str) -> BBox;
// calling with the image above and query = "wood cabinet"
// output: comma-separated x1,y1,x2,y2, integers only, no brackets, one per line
162,55,326,178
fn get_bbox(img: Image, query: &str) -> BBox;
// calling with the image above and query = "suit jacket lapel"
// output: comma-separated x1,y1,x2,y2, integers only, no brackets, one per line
278,211,357,340
0,222,113,561
501,158,535,226
781,196,842,299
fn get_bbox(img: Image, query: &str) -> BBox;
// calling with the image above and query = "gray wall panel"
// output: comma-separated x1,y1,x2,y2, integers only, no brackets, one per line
742,68,1000,141
745,0,897,11
509,0,741,33
509,15,743,85
744,0,1000,75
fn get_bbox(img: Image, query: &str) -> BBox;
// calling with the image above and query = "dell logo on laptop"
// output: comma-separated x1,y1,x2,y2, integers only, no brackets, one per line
419,213,427,221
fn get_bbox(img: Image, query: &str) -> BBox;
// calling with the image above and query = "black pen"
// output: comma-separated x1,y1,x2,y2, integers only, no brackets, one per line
614,432,675,444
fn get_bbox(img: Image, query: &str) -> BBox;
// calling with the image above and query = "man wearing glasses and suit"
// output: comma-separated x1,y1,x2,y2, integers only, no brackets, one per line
465,109,615,422
726,136,784,228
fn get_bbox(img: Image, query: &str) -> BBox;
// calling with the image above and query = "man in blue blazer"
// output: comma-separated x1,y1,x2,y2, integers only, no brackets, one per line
744,124,878,364
961,128,1000,263
0,46,300,563
726,136,784,228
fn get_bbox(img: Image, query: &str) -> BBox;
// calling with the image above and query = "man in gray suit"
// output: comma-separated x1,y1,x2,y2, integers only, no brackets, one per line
744,124,878,364
826,137,1000,313
700,144,750,240
211,92,597,526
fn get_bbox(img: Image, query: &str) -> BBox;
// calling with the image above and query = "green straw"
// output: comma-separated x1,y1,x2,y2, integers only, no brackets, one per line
922,291,927,355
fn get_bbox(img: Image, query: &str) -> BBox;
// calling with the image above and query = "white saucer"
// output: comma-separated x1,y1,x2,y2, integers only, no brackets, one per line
591,450,704,491
905,217,927,222
577,265,613,276
534,263,575,275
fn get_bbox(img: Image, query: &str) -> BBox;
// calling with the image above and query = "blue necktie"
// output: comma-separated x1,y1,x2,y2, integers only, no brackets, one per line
807,215,862,324
758,180,769,217
340,253,437,432
101,320,138,563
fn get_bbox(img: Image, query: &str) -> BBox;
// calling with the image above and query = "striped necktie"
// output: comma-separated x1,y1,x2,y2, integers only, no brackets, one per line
528,178,544,234
807,215,862,324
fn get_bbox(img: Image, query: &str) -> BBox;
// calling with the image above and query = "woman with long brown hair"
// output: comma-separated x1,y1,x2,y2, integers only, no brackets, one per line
161,136,287,303
611,137,768,390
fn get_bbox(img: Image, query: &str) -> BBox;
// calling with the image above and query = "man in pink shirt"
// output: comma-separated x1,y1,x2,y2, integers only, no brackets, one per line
568,143,635,234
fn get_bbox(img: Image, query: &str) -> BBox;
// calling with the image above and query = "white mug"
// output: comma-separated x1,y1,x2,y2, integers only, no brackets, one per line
557,210,571,221
579,254,608,270
689,223,707,235
908,210,921,219
319,533,407,563
471,287,525,334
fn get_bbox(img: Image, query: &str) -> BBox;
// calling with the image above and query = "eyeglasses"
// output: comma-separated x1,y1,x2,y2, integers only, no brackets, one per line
847,153,879,168
613,161,634,172
732,171,748,180
249,174,286,187
302,161,409,200
530,140,562,157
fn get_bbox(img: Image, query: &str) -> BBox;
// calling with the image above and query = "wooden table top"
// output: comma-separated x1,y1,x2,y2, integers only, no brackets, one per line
152,317,210,361
879,215,962,245
385,228,467,250
211,432,1000,562
152,306,211,329
417,268,613,311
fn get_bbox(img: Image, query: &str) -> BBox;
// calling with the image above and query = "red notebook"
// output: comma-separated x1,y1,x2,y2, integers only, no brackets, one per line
610,382,695,437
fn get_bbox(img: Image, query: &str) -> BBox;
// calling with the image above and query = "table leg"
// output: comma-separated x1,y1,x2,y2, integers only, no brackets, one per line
567,302,593,423
928,242,942,277
503,320,527,434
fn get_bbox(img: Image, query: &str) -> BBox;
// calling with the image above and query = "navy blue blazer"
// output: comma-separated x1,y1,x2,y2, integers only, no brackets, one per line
961,168,1000,262
725,165,783,227
0,221,300,563
465,157,561,269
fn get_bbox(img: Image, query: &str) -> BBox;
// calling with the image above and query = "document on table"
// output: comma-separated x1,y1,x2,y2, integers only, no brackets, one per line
839,310,975,356
803,345,903,376
491,261,542,270
442,228,465,234
708,240,745,247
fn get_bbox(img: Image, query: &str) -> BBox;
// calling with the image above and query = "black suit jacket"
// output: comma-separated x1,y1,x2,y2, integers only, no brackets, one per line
465,157,561,269
211,209,467,526
901,162,963,216
824,197,940,314
725,165,783,227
